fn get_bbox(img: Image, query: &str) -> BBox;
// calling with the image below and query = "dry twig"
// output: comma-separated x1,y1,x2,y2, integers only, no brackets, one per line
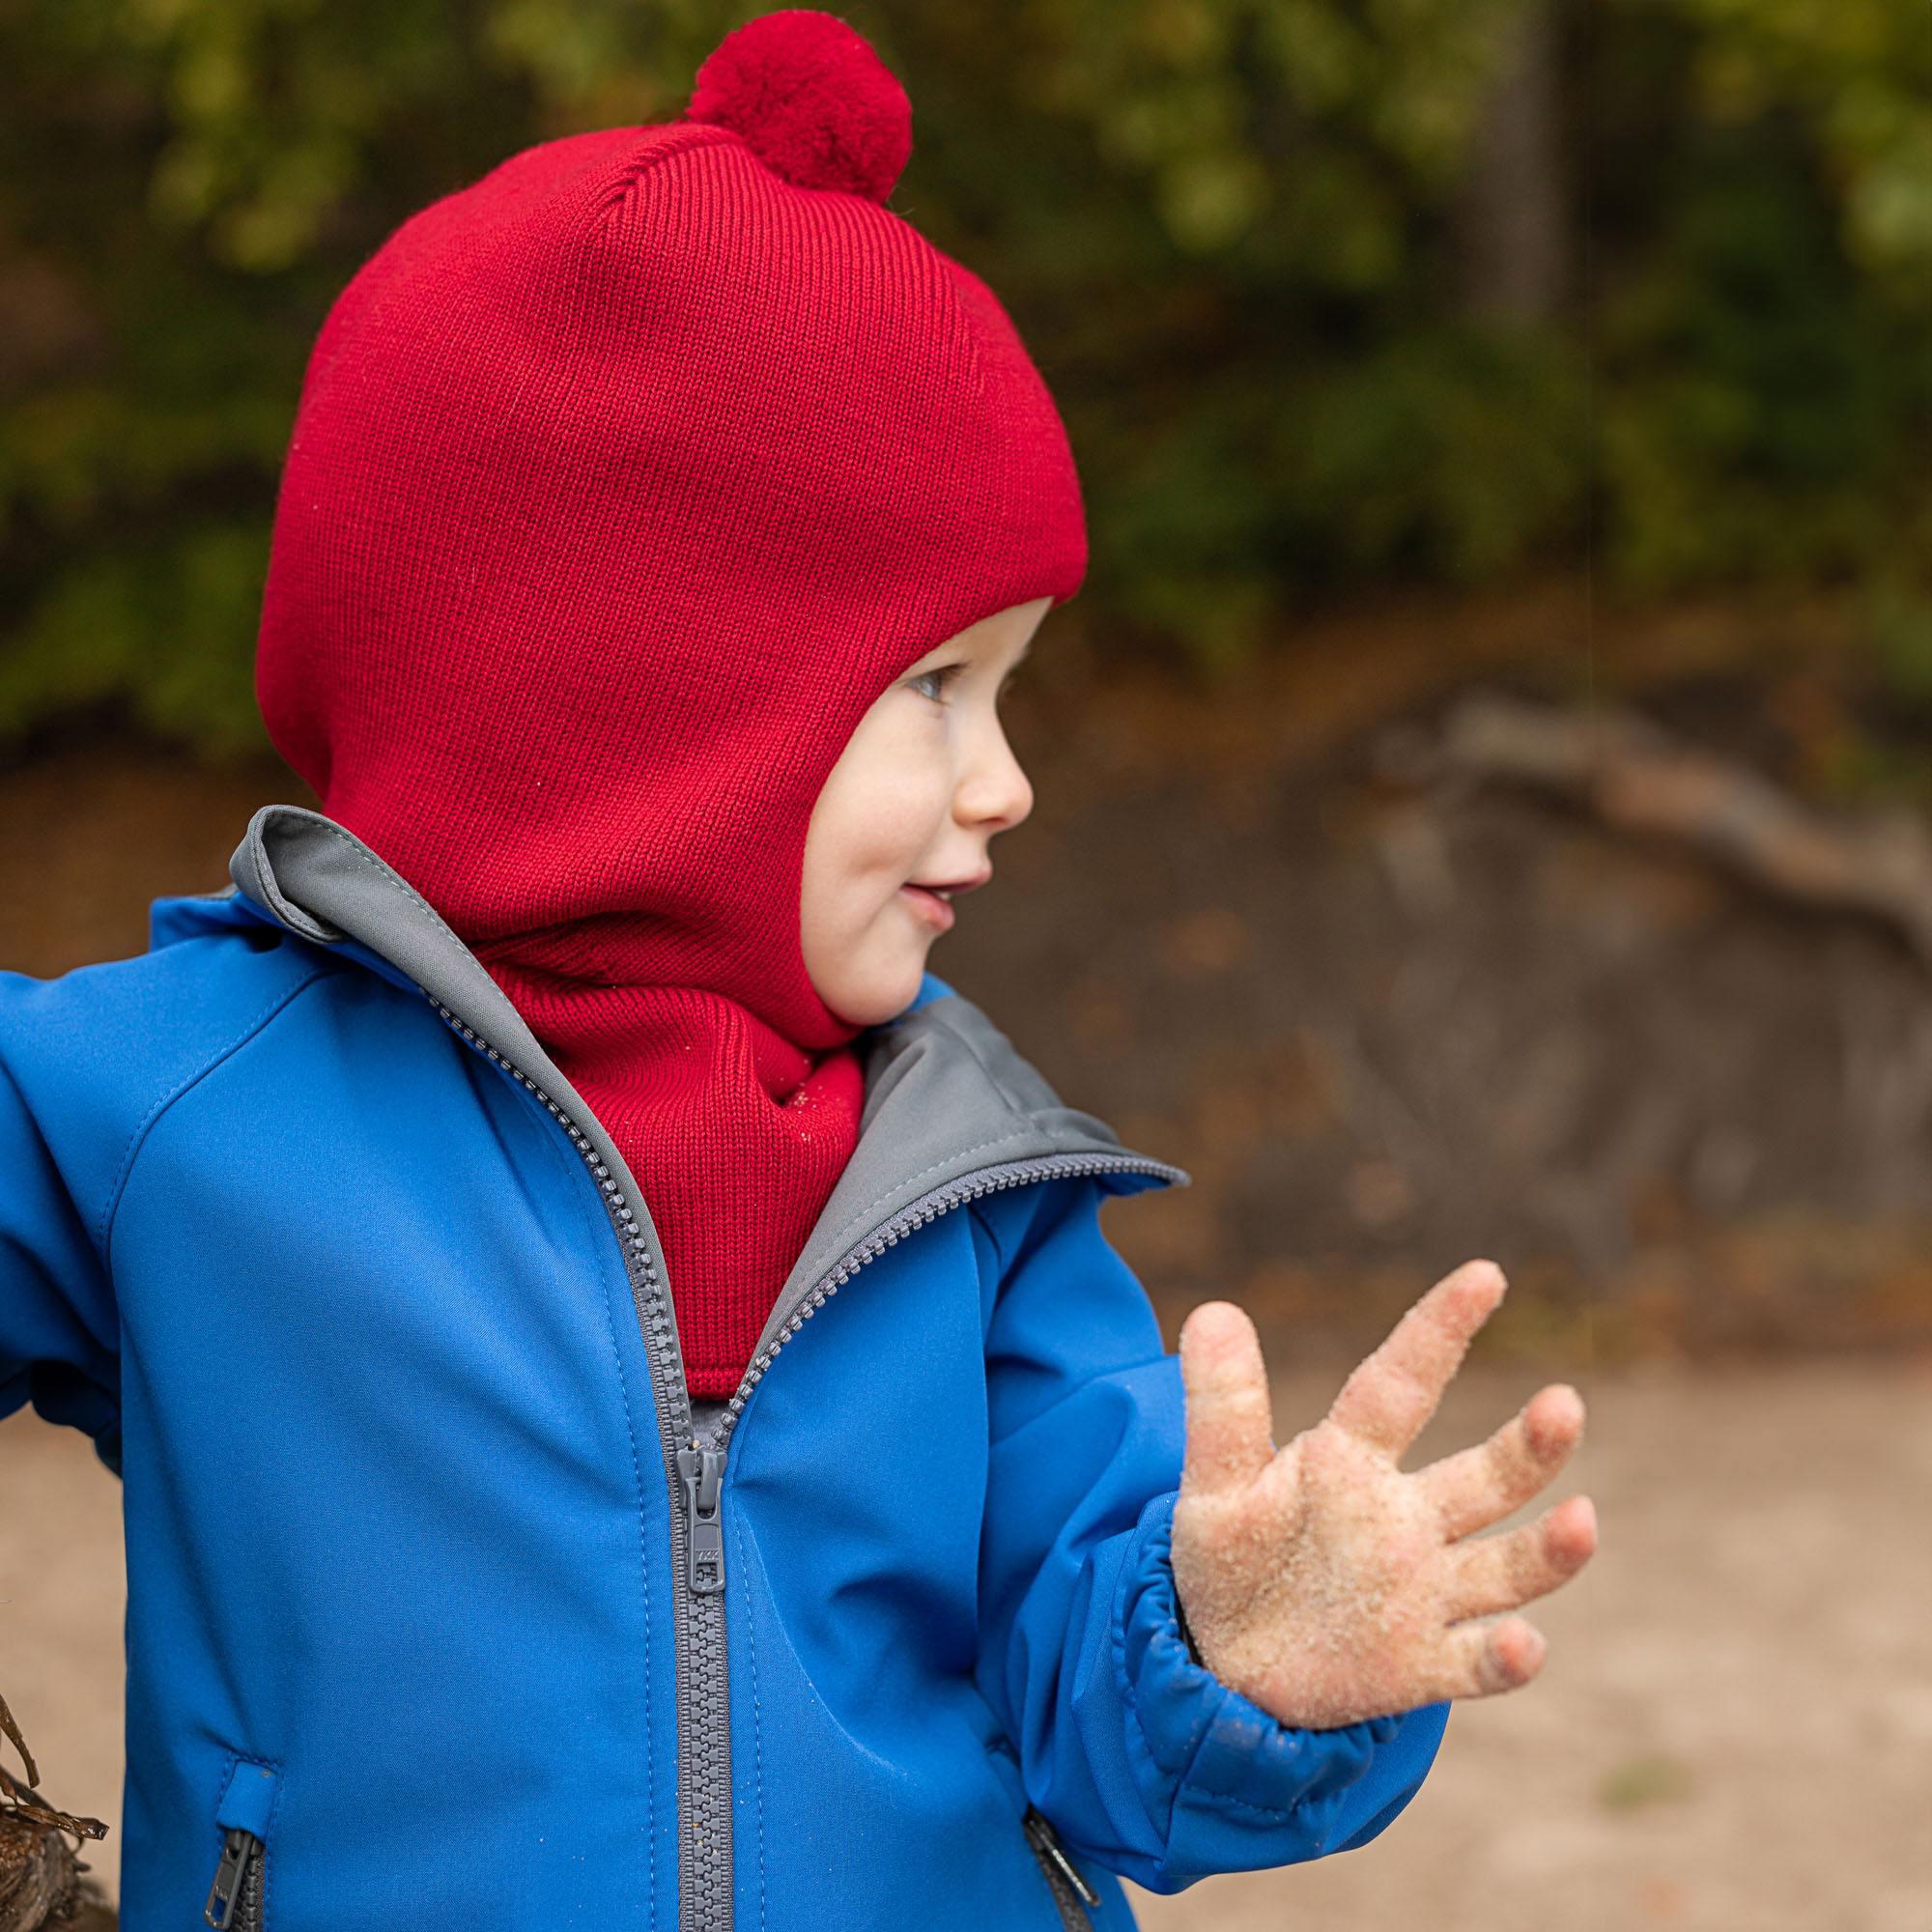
0,1690,110,1932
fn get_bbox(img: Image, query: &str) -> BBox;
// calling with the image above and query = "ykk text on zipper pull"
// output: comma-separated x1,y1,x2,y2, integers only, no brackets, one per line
677,1445,726,1594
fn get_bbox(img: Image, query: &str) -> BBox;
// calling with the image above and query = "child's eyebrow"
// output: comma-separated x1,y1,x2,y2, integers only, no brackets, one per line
934,632,1033,672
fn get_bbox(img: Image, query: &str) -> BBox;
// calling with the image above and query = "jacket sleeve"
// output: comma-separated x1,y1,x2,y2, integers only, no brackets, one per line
971,1173,1449,1893
0,970,121,1468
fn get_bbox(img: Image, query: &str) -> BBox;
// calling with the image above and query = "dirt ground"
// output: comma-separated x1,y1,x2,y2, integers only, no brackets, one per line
5,1358,1927,1930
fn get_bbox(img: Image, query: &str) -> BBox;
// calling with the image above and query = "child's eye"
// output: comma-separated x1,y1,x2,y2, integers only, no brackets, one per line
908,664,965,704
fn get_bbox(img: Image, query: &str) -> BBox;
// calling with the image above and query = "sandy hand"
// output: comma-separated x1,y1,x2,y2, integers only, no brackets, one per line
1170,1260,1598,1730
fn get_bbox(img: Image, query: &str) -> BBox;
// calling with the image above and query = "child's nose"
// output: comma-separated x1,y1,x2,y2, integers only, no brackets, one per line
960,724,1033,834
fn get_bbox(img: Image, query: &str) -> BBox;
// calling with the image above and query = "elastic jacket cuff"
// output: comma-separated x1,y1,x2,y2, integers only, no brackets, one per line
1113,1490,1447,1889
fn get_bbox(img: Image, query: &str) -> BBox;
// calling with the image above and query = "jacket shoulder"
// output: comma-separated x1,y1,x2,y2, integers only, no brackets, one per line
1,904,341,1259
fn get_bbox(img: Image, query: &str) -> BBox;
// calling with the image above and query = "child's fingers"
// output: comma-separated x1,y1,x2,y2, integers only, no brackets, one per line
1416,1382,1585,1540
1438,1495,1598,1624
1325,1260,1507,1462
1178,1300,1276,1498
1416,1615,1548,1704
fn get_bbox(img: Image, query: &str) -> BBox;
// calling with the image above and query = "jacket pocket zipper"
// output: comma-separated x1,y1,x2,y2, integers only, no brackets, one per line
1022,1804,1098,1926
204,1826,265,1930
203,1757,280,1930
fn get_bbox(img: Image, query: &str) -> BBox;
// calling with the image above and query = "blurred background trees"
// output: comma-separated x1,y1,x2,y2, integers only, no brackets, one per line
1,0,1926,761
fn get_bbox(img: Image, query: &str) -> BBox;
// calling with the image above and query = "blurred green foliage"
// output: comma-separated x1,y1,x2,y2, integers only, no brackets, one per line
0,0,1926,755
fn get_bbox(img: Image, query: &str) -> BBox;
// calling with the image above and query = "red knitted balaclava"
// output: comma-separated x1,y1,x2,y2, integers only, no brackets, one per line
253,12,1087,1398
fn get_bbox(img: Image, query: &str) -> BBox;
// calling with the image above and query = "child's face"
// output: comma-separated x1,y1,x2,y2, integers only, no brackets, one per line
802,596,1051,1027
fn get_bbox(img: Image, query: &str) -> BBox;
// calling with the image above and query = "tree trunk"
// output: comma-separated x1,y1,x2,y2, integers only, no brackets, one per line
1458,0,1568,323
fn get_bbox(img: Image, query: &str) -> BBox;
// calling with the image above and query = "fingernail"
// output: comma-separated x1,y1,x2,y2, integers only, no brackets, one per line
1519,1623,1548,1677
1568,1495,1599,1549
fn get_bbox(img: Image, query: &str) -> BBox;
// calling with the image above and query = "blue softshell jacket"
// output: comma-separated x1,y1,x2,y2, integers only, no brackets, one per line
0,804,1448,1930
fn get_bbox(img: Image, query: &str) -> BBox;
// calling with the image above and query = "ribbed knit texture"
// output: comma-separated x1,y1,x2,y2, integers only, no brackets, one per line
252,12,1087,1398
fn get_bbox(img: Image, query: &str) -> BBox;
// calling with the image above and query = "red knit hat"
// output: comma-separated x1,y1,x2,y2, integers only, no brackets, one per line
254,10,1087,1397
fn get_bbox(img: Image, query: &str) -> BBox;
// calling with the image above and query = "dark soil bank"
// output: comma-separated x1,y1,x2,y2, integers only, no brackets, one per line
4,599,1928,1372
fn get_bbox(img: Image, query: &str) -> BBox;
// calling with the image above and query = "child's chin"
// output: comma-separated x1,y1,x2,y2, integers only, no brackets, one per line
825,955,925,1030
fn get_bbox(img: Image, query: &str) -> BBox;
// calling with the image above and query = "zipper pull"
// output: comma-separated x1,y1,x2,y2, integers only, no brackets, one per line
204,1826,258,1928
676,1444,726,1594
1023,1805,1100,1908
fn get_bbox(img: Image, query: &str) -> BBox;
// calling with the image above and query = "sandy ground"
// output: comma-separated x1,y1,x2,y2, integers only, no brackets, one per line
2,1360,1927,1930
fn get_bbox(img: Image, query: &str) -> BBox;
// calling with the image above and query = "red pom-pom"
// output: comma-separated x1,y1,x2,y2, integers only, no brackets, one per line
686,10,912,204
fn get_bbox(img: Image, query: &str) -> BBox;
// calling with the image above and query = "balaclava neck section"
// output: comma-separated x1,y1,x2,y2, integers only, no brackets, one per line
252,12,1087,1399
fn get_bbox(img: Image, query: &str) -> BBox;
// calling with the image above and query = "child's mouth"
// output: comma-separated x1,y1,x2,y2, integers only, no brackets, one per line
898,884,956,931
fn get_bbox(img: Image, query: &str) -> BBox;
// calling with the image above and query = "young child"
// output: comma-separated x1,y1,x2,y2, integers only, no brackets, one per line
0,13,1595,1928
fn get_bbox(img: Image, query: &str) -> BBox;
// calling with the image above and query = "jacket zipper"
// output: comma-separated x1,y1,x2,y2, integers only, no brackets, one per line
203,1826,264,1930
423,995,727,1932
1023,1804,1100,1925
422,991,1185,1929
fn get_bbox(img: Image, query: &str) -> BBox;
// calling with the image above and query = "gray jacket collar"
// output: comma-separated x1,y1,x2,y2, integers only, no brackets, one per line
229,805,1187,1371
